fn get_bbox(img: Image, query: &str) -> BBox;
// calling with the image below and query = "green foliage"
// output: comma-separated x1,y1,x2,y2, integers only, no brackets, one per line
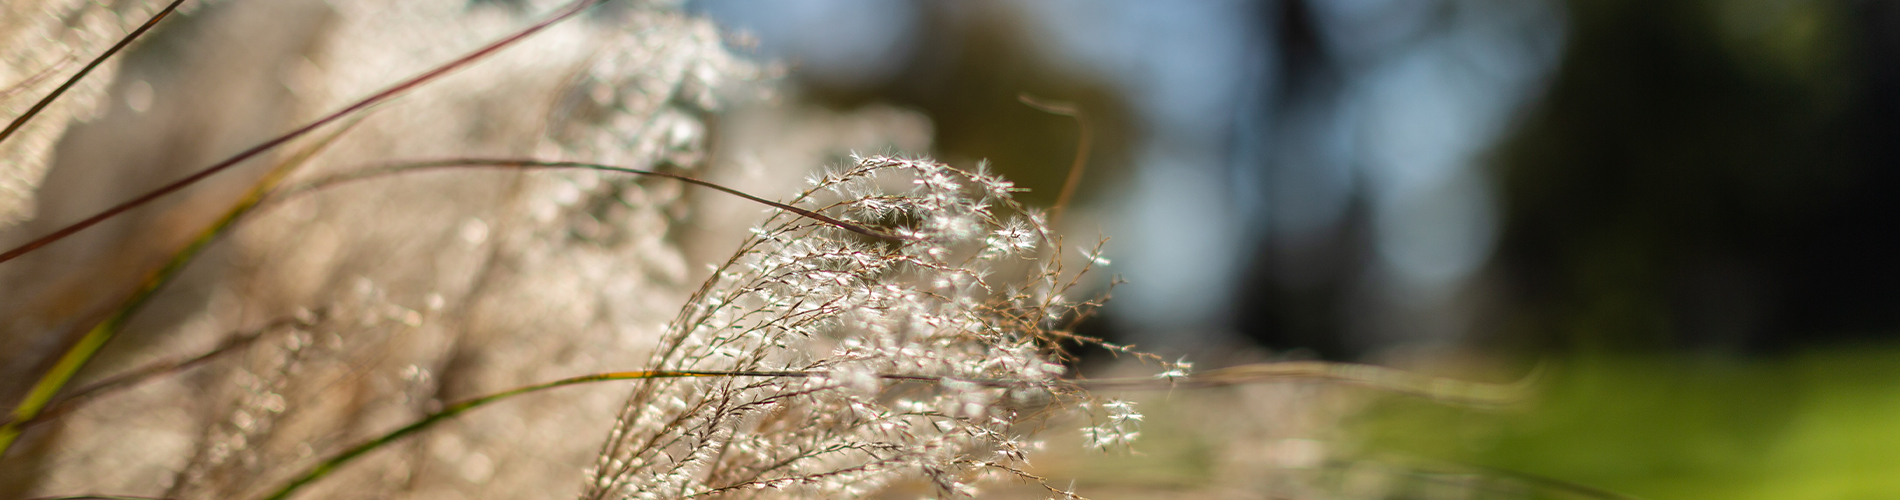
1351,348,1900,499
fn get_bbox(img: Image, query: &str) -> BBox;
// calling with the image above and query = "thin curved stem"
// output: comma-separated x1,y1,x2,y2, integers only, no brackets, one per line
281,158,916,242
259,370,755,500
0,312,322,432
0,118,357,456
1068,360,1543,406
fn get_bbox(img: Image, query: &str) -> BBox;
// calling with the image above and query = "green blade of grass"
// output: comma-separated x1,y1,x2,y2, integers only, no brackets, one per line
261,368,1051,500
0,119,358,455
258,370,734,500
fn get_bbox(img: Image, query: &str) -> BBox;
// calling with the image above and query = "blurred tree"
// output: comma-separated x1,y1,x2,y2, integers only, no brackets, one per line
1489,0,1900,352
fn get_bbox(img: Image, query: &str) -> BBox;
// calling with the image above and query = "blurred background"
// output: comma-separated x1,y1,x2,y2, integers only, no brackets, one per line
691,0,1900,497
6,0,1899,497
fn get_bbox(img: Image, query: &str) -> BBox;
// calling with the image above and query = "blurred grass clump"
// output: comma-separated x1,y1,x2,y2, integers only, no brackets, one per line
1349,346,1900,499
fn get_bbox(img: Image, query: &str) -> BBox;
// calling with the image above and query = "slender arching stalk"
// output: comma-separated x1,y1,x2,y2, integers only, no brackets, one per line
0,119,356,455
259,370,725,500
280,158,915,242
3,0,614,456
0,312,323,432
1,152,950,445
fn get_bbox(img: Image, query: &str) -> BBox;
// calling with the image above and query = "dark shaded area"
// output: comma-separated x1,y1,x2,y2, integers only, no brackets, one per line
1225,0,1900,359
1231,0,1369,361
1487,0,1900,353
